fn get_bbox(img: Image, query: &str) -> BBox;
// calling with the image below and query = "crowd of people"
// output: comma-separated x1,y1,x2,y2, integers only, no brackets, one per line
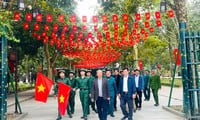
54,68,161,120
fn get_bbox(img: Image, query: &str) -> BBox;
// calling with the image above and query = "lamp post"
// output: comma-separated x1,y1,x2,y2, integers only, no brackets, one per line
18,0,24,10
160,0,167,13
33,8,39,18
2,0,9,9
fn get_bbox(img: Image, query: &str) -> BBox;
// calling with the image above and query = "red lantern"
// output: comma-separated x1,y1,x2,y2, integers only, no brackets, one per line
135,13,141,20
58,14,65,23
94,25,98,32
145,32,149,37
114,32,118,38
44,24,49,31
37,35,41,40
53,24,59,32
26,13,32,21
122,14,129,22
53,68,57,75
168,10,174,18
82,25,87,31
106,32,110,39
23,22,29,30
114,24,118,31
70,15,76,23
32,32,37,37
46,14,52,22
136,33,140,39
145,12,151,20
149,27,154,33
155,11,161,19
157,64,161,70
102,15,107,22
36,14,42,22
112,14,118,22
156,20,162,27
139,60,143,70
34,23,40,31
174,48,181,66
62,25,68,32
72,25,77,32
42,32,46,37
82,16,87,22
132,29,137,35
92,16,98,23
140,28,145,34
103,24,109,31
124,24,128,30
134,22,139,29
78,32,83,38
144,22,150,28
14,12,20,21
88,32,93,38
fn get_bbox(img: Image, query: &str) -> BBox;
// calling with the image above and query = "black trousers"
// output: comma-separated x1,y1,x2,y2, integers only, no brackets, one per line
135,88,142,108
96,97,109,120
120,93,133,120
144,87,150,100
114,94,117,110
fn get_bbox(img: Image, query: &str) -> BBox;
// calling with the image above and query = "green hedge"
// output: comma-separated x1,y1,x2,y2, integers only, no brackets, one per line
8,82,35,93
161,78,182,87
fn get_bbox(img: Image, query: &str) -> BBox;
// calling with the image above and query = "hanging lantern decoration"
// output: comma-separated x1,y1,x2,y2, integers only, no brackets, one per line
122,14,129,22
53,24,59,32
102,15,107,22
145,12,151,20
70,15,76,23
78,32,83,38
114,24,118,31
135,13,141,20
94,25,98,32
134,22,139,29
132,29,137,35
139,60,143,70
140,28,145,34
103,24,109,31
36,14,42,22
14,12,20,21
124,24,128,30
58,14,65,23
82,25,87,31
174,48,181,66
106,32,110,39
46,14,52,22
44,24,49,31
157,64,161,70
92,16,98,23
26,13,32,21
155,11,161,19
149,27,154,33
82,16,87,22
144,21,150,28
36,35,41,40
41,32,46,37
63,25,68,32
156,20,162,27
72,25,77,32
34,23,40,31
168,10,174,18
32,31,37,37
112,14,118,22
23,22,29,30
88,32,93,38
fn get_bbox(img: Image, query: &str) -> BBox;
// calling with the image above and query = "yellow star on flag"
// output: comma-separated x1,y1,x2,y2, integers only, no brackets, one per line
59,95,65,103
37,84,45,93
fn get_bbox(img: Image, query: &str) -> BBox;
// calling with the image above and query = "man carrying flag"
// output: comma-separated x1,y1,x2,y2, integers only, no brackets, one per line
54,70,71,120
35,72,54,103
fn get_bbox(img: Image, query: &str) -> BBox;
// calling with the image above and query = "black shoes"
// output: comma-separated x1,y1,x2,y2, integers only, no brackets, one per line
110,114,115,117
154,104,159,106
121,116,128,120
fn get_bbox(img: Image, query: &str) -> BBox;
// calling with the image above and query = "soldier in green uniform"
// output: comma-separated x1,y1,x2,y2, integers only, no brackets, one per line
67,70,77,118
76,68,90,120
54,70,71,120
105,69,117,117
87,69,97,113
149,69,161,106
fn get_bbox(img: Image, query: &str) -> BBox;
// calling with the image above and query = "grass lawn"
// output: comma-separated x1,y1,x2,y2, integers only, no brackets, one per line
161,78,182,87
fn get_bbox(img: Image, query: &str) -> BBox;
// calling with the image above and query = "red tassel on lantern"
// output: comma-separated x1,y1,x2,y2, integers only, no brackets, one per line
36,14,42,22
135,13,141,20
58,14,65,23
102,15,107,22
168,10,174,18
145,12,151,20
23,22,29,30
156,20,162,27
26,13,32,21
112,14,118,22
46,14,52,22
53,24,59,32
14,12,20,21
82,16,87,22
122,14,129,22
34,23,40,31
155,11,161,19
92,16,98,23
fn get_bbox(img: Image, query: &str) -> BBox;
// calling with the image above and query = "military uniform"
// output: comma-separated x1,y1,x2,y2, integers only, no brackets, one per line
67,72,77,117
76,70,90,120
149,74,161,106
107,76,117,117
54,70,71,120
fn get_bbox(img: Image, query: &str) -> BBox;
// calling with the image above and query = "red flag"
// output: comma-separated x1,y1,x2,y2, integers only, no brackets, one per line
35,72,54,103
174,48,181,66
58,82,71,116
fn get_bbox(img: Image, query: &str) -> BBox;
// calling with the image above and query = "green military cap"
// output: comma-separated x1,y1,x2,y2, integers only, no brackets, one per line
105,68,112,72
80,68,87,72
69,70,75,74
59,70,66,73
86,69,92,72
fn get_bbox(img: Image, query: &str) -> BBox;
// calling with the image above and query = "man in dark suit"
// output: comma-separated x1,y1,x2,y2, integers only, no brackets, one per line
118,68,136,120
91,70,110,120
134,69,144,110
113,69,121,111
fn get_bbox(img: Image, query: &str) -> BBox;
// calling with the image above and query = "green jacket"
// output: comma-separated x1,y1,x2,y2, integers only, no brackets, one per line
76,76,91,93
69,77,77,88
149,75,161,89
88,76,95,91
54,77,71,95
107,77,117,97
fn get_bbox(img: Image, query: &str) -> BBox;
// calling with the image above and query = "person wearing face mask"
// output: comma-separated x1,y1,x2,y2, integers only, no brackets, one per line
105,68,117,117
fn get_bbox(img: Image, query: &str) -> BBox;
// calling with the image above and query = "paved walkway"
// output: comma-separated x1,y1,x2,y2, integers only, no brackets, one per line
7,86,185,120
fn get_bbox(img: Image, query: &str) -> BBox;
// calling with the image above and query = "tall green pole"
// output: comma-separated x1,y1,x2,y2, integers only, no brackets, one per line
0,26,8,120
179,22,189,113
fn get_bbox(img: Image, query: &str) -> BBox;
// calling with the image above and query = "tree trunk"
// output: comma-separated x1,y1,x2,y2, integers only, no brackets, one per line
173,0,187,22
44,44,53,79
133,45,139,68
